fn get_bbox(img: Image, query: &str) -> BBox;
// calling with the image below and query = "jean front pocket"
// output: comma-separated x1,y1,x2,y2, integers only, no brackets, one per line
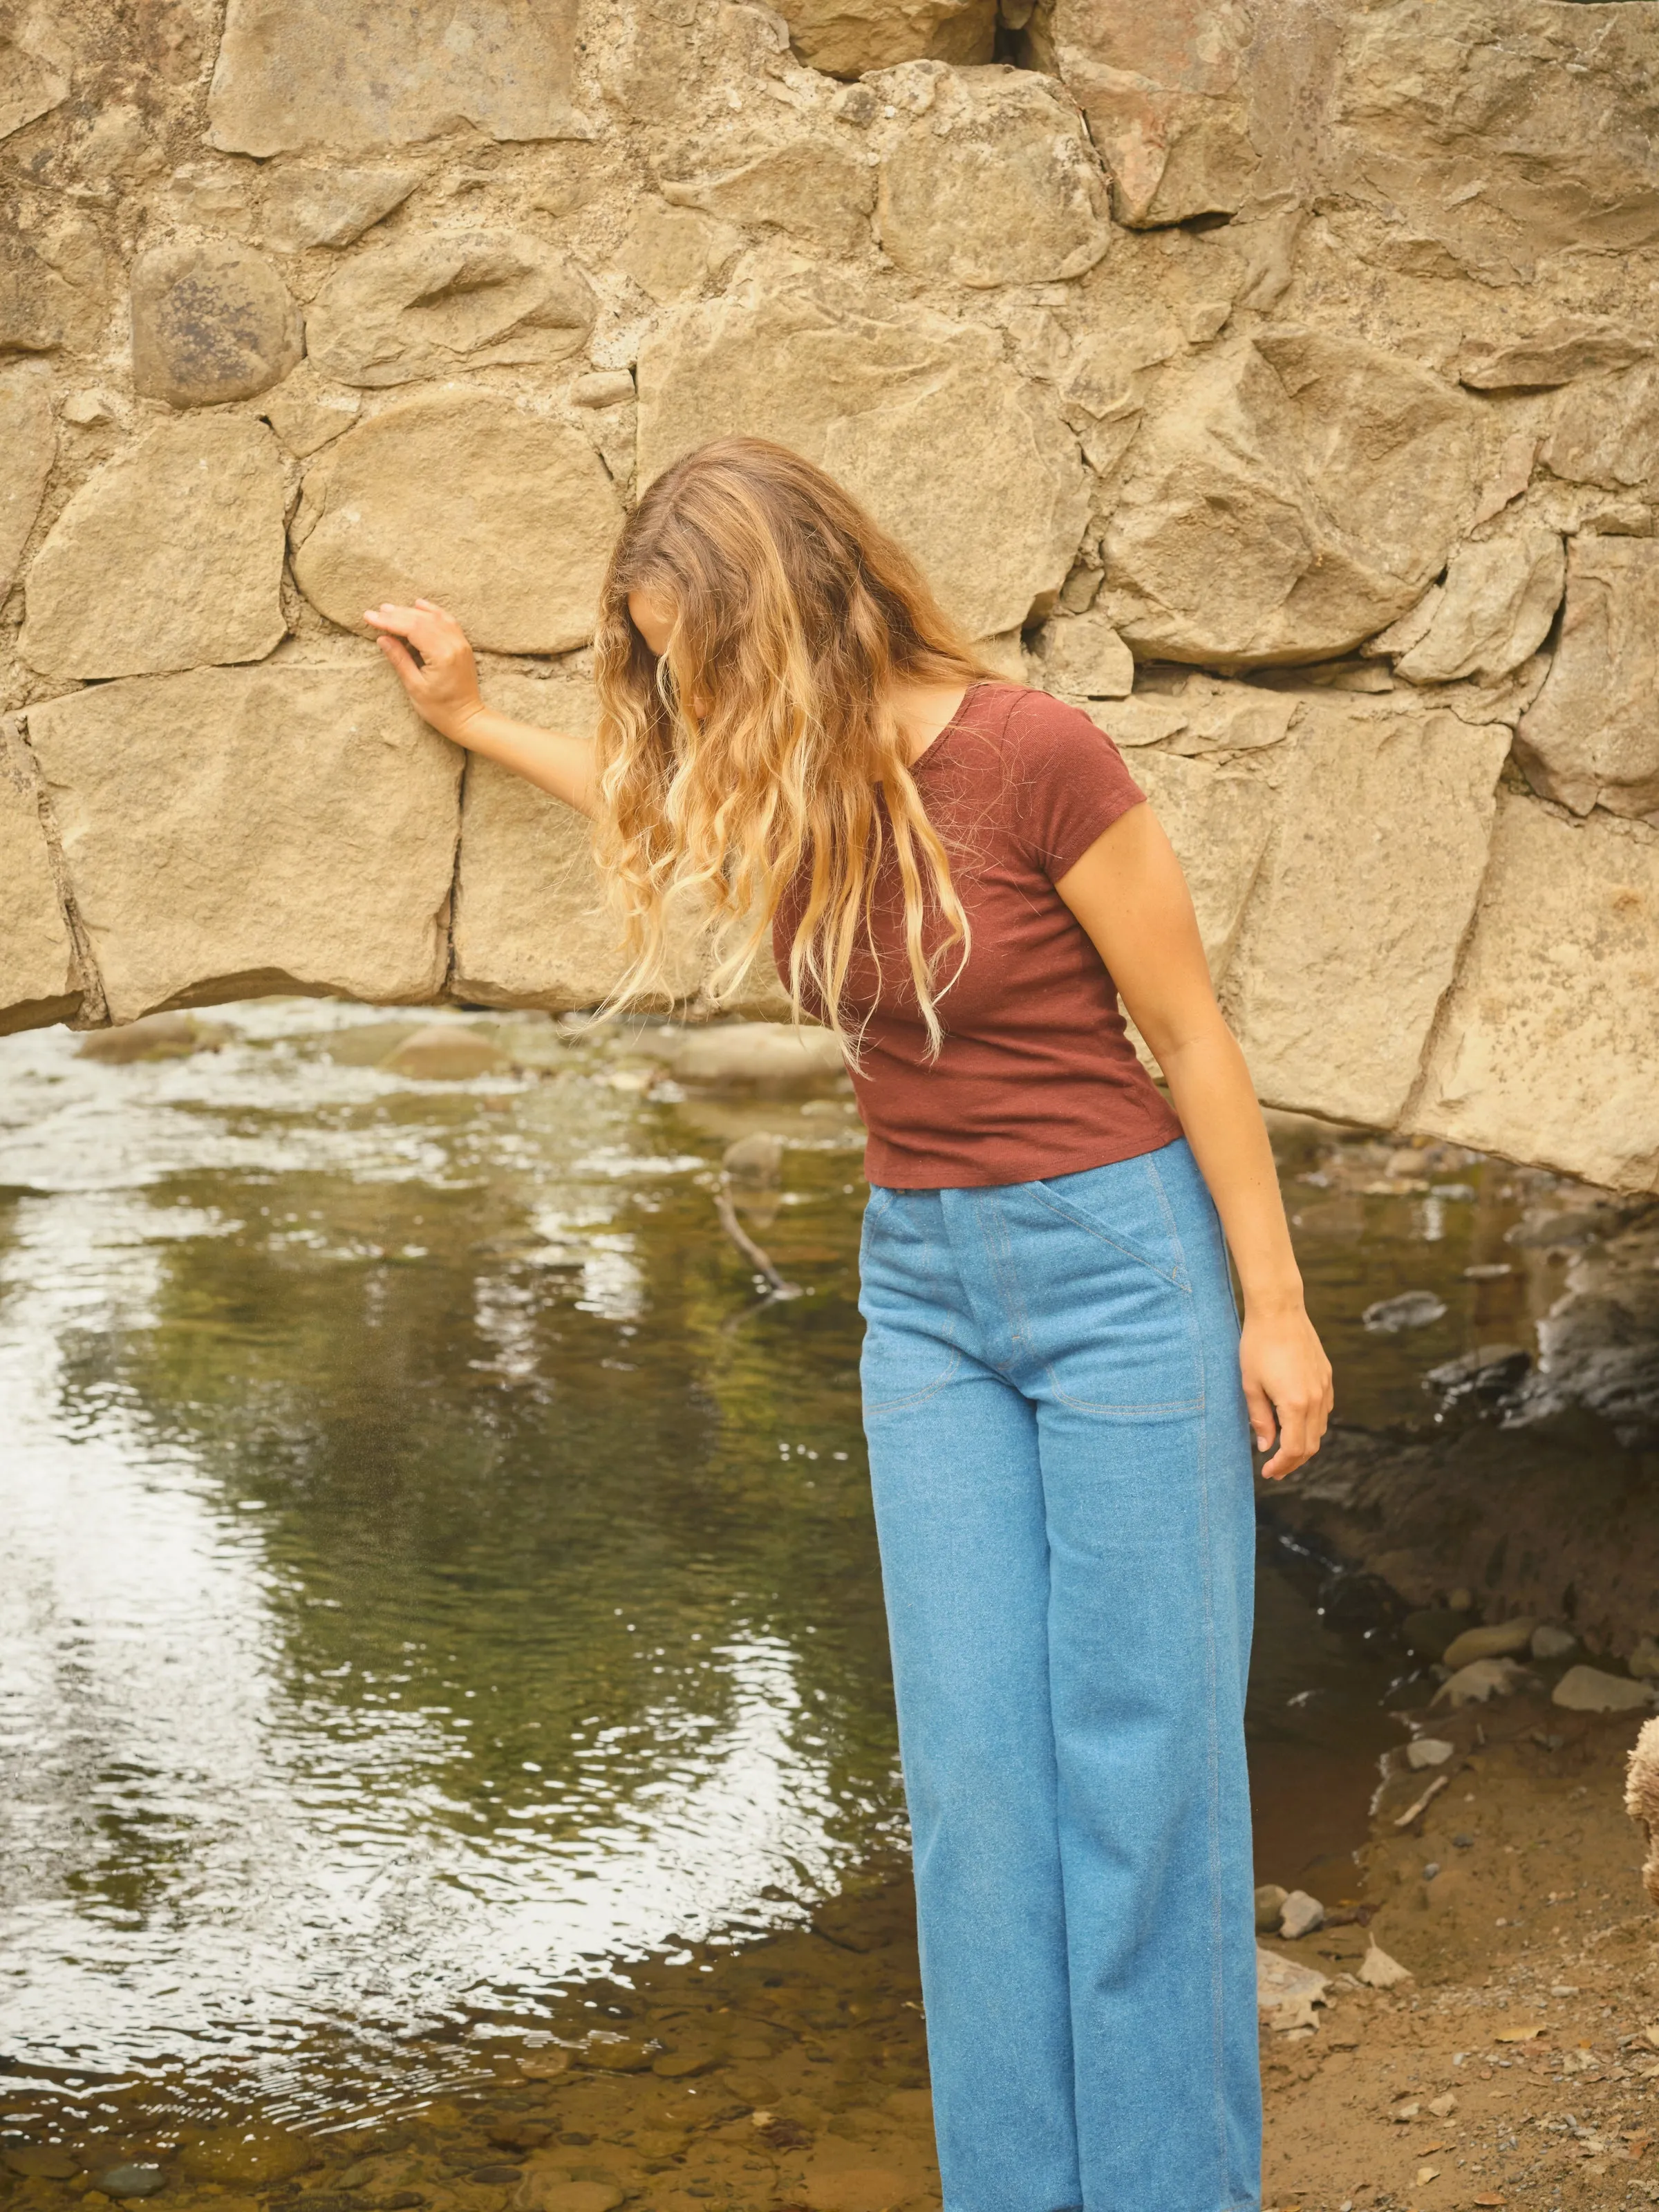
858,1191,960,1414
1029,1149,1192,1291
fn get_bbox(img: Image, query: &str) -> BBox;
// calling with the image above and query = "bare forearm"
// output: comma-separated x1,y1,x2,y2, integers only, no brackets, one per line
1156,1023,1304,1317
439,704,597,817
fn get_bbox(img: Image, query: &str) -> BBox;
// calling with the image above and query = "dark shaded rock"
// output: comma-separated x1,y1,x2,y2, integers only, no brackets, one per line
131,242,302,408
1423,1343,1530,1407
1401,1606,1468,1662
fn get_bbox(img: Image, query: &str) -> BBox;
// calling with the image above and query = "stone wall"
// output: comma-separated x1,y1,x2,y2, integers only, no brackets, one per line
1,0,1656,1193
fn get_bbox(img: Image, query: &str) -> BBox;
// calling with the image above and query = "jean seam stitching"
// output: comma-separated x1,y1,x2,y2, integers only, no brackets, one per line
1042,1371,1204,1418
861,1347,964,1414
1027,1183,1191,1292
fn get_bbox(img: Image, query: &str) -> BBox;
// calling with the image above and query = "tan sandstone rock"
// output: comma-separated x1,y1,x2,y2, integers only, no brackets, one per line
1027,608,1134,701
617,200,742,303
1130,750,1275,985
130,241,302,409
26,664,461,1022
1029,0,1258,227
0,719,81,1034
1316,0,1659,283
1541,363,1659,491
1221,696,1511,1127
1515,539,1659,820
0,202,105,353
873,64,1111,288
0,364,54,600
1103,329,1477,666
637,271,1088,639
207,0,584,156
22,416,286,679
1408,798,1659,1193
1100,677,1299,761
662,140,875,256
291,391,624,655
1389,529,1566,688
260,161,422,252
0,16,67,144
306,230,594,386
1456,321,1652,391
775,0,995,78
451,675,704,1013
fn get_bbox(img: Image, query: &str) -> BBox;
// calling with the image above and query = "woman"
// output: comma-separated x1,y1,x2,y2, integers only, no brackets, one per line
368,436,1331,2212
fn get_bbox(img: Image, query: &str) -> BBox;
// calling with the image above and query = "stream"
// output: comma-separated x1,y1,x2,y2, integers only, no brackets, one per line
0,1002,1613,2146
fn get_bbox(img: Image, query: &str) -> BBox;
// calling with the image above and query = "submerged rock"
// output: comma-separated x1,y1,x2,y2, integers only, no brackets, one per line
1432,1657,1528,1709
179,2128,312,2186
1553,1665,1654,1714
1362,1291,1447,1334
1442,1618,1537,1669
95,2168,167,2199
78,1012,235,1063
379,1024,512,1081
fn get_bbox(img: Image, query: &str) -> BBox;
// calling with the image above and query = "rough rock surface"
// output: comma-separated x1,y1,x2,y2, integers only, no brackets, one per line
260,162,422,252
1130,750,1273,985
775,0,995,78
873,65,1111,288
638,272,1087,640
0,721,80,1033
1103,331,1477,666
0,364,53,599
1389,530,1566,688
0,204,104,353
1027,607,1134,702
0,19,67,144
292,391,623,655
21,416,286,679
130,242,302,409
207,0,583,156
1514,540,1659,821
307,231,594,387
1029,0,1258,227
451,675,703,1012
662,140,874,256
1221,696,1512,1128
1409,799,1659,1192
26,665,461,1024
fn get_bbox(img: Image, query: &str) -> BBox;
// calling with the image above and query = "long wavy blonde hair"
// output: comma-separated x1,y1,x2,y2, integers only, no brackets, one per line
591,437,993,1056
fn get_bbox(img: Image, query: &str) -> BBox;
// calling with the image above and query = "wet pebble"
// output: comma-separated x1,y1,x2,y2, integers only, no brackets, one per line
1362,1291,1447,1333
95,2168,167,2200
1279,1889,1326,1939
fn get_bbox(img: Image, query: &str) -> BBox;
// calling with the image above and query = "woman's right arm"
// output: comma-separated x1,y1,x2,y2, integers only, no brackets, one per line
364,599,598,818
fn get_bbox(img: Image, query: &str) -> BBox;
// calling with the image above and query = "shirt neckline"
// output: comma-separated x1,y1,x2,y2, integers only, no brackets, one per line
909,679,986,774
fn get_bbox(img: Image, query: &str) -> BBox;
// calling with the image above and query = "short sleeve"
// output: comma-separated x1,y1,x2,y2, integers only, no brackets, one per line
1006,691,1147,879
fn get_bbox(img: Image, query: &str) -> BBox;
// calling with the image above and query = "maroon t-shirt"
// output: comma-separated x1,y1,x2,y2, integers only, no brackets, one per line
771,682,1183,1189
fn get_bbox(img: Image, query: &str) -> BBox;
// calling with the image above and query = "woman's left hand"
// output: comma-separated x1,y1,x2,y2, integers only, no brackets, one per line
1239,1306,1333,1481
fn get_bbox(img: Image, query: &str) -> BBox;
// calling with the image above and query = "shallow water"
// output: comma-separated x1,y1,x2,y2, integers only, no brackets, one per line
0,1006,1581,2141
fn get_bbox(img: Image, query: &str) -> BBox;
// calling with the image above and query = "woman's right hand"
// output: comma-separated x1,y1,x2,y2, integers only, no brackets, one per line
364,599,485,744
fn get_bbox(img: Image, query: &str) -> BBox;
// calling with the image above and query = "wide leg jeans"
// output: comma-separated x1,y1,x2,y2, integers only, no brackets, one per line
857,1137,1260,2212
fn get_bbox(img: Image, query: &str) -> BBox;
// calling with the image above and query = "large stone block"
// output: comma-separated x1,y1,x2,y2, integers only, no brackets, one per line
260,162,422,252
306,231,593,387
662,141,875,256
451,673,704,1011
0,205,104,354
1409,798,1659,1194
637,273,1088,639
1515,540,1659,821
1389,529,1566,688
1129,749,1275,984
26,664,461,1022
0,363,53,599
873,65,1110,288
776,0,994,78
291,391,624,655
207,0,583,156
0,719,81,1034
1103,329,1477,666
0,18,67,144
130,243,302,409
1028,0,1259,227
1322,0,1659,281
1541,364,1659,491
1220,694,1511,1127
21,417,286,679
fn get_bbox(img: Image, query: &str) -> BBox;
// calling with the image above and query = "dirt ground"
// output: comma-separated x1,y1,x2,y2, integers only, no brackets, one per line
8,1692,1658,2212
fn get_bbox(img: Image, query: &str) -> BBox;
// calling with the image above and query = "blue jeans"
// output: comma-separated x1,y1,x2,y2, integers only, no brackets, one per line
858,1137,1260,2212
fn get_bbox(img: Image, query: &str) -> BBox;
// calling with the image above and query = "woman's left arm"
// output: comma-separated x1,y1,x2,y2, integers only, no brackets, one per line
1056,802,1333,1480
